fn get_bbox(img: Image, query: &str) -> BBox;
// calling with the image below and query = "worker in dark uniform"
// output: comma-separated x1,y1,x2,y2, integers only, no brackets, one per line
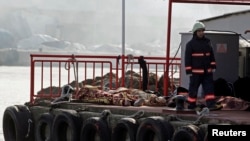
185,21,222,110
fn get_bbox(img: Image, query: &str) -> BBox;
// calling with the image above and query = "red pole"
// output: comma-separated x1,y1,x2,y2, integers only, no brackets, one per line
165,0,173,96
30,55,34,104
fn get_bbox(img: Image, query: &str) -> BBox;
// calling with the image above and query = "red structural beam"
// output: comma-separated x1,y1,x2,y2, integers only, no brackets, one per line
173,0,250,5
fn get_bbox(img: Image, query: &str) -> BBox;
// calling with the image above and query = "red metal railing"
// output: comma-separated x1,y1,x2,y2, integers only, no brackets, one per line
30,54,181,104
172,0,250,5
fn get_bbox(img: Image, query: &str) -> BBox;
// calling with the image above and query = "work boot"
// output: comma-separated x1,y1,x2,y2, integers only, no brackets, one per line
173,95,186,110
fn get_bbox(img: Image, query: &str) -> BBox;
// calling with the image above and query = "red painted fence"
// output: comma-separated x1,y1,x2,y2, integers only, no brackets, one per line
30,54,181,103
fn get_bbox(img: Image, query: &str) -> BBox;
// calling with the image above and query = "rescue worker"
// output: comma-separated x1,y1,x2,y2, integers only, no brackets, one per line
185,21,222,110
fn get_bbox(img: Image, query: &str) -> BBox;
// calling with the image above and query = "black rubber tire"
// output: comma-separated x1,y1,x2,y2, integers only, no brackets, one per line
172,124,205,141
52,112,81,141
3,105,34,141
199,124,208,141
136,116,174,141
80,117,111,141
35,113,54,141
112,117,139,141
172,128,193,141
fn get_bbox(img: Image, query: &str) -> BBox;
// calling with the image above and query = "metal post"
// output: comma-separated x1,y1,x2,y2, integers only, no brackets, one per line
165,0,173,96
122,0,125,55
121,0,125,87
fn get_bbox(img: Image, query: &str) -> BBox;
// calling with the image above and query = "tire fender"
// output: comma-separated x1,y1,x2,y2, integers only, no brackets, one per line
112,117,139,141
172,124,205,141
80,117,111,141
136,116,174,141
52,112,81,141
199,124,208,141
35,113,54,141
3,105,34,141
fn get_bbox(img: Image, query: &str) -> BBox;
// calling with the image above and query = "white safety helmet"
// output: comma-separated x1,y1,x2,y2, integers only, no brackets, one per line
192,21,205,33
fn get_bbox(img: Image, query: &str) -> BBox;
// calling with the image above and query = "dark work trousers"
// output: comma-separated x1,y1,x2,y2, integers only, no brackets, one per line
188,73,214,105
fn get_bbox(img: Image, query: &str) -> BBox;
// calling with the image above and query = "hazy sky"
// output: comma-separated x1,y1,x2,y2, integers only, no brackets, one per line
1,0,249,27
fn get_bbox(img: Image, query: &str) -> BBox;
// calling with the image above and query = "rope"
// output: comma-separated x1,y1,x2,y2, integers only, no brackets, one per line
126,54,134,70
167,107,210,124
64,54,79,91
101,109,112,120
25,119,33,138
51,85,74,104
126,110,145,119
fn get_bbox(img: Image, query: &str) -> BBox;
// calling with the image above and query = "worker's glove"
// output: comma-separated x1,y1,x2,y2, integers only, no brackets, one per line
187,74,192,77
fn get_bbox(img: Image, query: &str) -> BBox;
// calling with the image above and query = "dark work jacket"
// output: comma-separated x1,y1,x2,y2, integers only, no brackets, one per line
185,35,216,75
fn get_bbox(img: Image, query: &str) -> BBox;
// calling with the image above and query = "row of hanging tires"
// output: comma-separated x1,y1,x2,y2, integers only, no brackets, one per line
3,105,208,141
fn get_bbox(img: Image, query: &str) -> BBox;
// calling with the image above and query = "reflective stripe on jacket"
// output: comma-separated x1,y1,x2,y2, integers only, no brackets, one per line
185,35,216,75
